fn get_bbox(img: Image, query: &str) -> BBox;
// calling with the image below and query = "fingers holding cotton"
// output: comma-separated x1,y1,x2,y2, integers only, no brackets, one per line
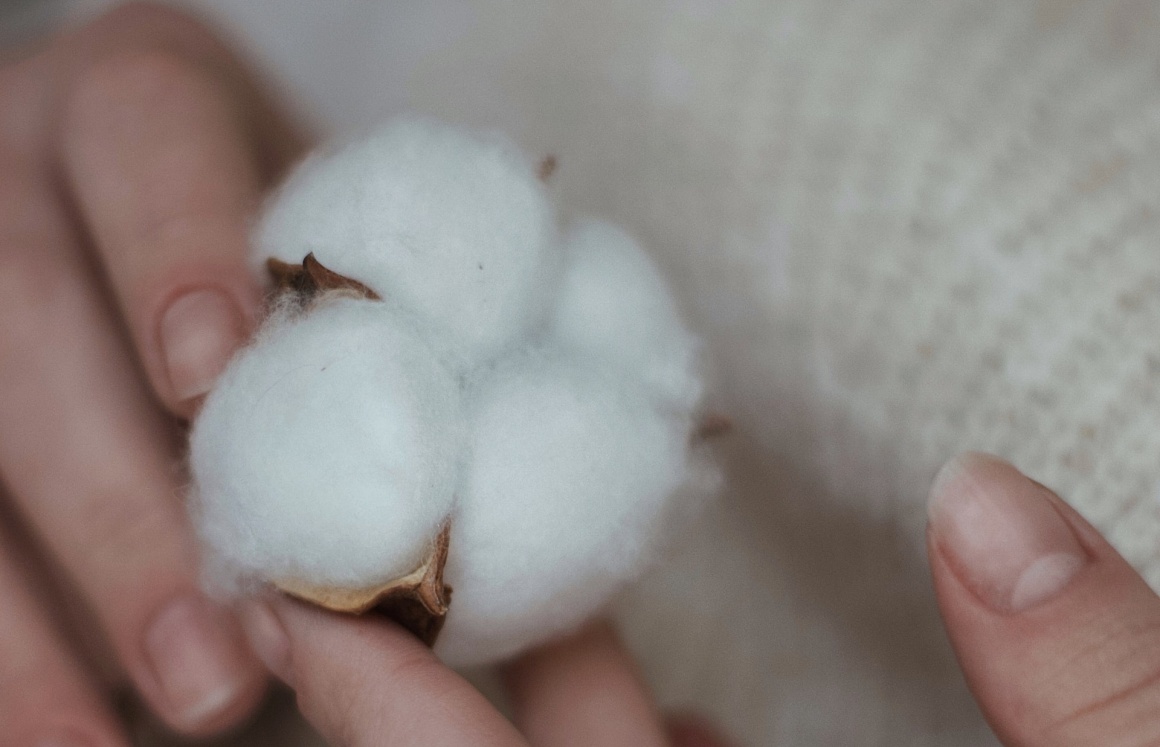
189,118,718,665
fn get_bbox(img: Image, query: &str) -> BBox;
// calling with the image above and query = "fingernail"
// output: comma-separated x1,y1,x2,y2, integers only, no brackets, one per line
144,595,251,729
240,599,292,684
160,289,246,402
928,452,1089,612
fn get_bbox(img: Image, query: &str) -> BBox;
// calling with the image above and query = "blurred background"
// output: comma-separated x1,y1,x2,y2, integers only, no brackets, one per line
6,1,1160,744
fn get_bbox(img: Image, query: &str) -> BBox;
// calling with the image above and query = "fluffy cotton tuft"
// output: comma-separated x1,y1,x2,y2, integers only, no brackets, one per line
191,299,462,591
437,352,693,665
257,118,557,361
551,219,702,409
190,118,717,665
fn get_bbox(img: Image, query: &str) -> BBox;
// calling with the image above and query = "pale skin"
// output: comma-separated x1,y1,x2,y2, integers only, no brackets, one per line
927,453,1160,746
0,3,1153,746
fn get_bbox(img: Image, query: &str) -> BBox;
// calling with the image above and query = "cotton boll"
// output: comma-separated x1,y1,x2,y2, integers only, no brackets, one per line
551,219,701,408
257,118,557,362
190,298,462,591
436,352,696,666
192,118,716,661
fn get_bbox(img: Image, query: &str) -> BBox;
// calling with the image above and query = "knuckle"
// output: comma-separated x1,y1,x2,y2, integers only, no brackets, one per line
65,46,215,133
63,2,231,144
72,478,186,581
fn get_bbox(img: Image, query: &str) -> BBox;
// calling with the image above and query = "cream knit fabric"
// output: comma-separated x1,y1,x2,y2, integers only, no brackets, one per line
60,0,1160,744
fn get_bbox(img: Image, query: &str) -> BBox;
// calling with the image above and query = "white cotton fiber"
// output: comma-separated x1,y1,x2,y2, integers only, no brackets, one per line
436,352,694,666
551,219,702,409
190,298,462,590
190,117,718,665
257,118,557,362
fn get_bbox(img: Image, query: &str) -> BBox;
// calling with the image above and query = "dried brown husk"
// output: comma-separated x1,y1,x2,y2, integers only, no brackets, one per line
267,252,381,304
275,524,453,647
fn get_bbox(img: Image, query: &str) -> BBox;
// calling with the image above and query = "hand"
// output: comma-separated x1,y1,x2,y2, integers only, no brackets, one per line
0,3,306,742
928,452,1160,746
242,597,729,747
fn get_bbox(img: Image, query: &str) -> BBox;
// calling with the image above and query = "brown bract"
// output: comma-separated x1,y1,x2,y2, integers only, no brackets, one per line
275,524,453,647
267,252,381,303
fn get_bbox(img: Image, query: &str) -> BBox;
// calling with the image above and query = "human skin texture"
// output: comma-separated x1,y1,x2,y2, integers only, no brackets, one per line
929,453,1160,746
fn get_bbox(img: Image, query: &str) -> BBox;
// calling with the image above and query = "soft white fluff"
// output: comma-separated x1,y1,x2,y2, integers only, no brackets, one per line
257,118,557,362
437,352,694,666
190,118,715,665
191,299,462,590
551,219,701,409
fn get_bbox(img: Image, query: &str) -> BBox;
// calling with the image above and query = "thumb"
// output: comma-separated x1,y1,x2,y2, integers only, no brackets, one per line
241,597,527,746
928,452,1160,746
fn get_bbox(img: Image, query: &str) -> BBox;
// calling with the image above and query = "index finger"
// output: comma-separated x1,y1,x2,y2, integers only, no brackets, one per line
57,5,308,417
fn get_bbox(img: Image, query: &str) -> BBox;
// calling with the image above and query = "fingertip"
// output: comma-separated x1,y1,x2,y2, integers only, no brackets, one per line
171,671,268,738
927,452,1160,745
926,452,1089,613
927,451,1006,513
140,593,268,736
157,285,251,415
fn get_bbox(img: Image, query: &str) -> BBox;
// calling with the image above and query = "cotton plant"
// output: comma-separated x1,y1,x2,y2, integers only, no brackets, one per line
189,118,720,666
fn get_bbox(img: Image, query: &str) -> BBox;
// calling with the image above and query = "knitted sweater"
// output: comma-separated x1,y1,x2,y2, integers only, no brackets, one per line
59,0,1160,744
